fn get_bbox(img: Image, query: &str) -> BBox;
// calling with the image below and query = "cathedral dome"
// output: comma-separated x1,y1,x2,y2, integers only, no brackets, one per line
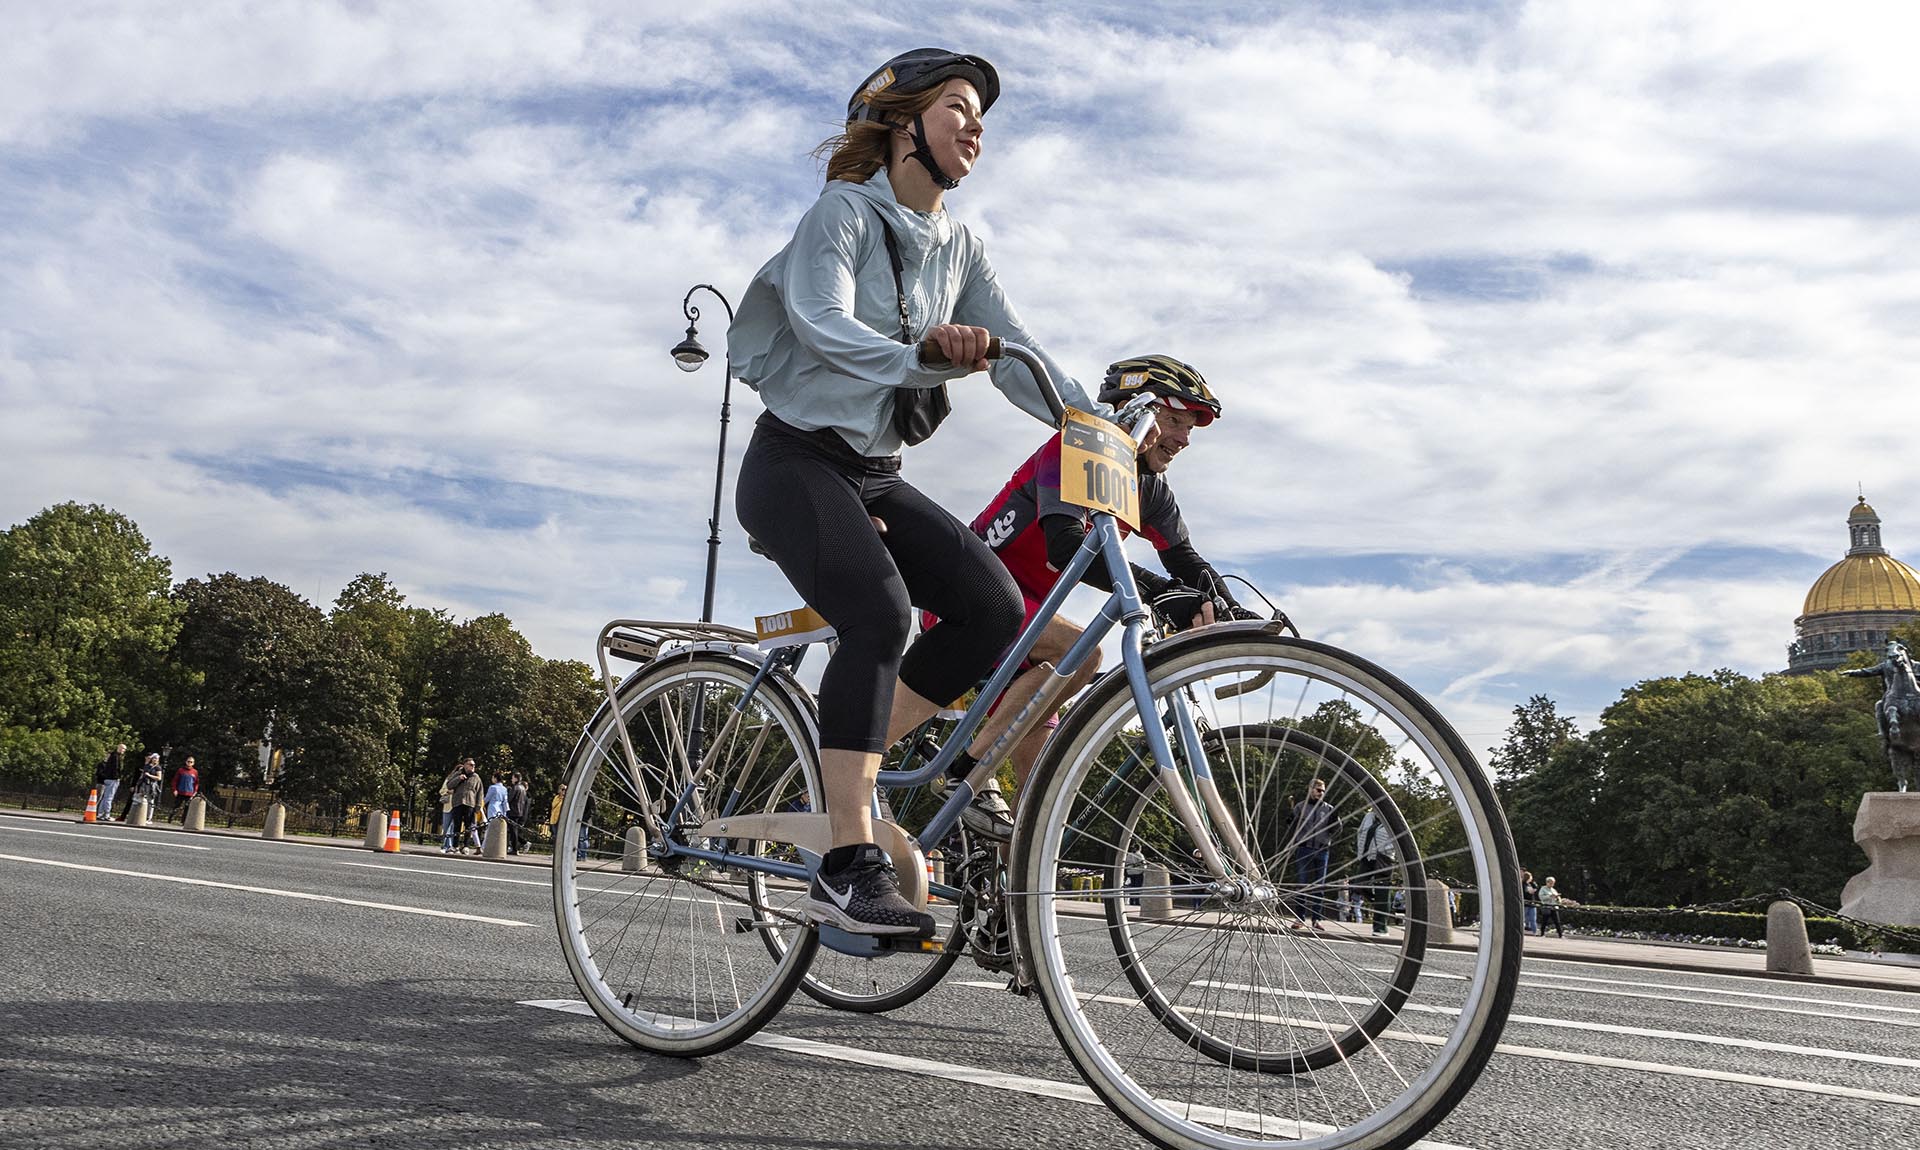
1801,554,1920,616
1787,495,1920,674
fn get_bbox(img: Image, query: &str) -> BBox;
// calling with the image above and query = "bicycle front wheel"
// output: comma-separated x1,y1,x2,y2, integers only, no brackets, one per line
552,651,822,1057
1013,631,1520,1150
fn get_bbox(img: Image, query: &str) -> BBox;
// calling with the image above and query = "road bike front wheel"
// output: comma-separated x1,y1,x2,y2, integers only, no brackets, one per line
552,651,822,1057
1012,631,1521,1150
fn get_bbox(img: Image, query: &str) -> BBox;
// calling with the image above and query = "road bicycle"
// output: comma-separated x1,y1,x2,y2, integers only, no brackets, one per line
551,339,1522,1150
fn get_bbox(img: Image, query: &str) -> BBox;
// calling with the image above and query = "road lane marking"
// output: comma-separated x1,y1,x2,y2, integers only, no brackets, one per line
519,998,1475,1148
955,981,1920,1110
341,860,550,887
0,853,530,926
0,823,213,851
1519,968,1920,1016
1192,980,1920,1070
1513,977,1920,1029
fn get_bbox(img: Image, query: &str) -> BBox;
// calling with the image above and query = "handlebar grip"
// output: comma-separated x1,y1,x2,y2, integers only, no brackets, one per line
917,335,1004,369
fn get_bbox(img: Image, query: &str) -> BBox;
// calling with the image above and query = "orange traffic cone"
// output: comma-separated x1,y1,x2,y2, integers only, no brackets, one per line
383,810,401,852
83,788,99,823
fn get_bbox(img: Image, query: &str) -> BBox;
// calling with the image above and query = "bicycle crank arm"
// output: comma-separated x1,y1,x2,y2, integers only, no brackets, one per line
692,812,930,910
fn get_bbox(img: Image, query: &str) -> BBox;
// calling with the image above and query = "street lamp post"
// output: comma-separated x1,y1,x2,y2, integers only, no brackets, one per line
669,284,736,624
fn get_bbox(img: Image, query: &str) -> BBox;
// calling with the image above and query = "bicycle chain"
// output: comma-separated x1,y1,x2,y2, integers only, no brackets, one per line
658,856,809,927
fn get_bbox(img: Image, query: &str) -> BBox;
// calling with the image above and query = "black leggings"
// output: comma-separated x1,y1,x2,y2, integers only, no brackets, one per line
737,414,1023,754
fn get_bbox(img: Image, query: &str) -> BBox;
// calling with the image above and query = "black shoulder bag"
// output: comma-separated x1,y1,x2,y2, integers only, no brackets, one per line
874,214,952,446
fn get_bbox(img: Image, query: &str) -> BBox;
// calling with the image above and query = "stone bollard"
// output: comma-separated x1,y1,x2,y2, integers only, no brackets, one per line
1141,863,1175,920
482,818,508,859
364,808,387,850
262,802,286,840
127,797,150,827
1426,879,1455,946
622,826,647,872
1766,900,1815,976
184,794,207,832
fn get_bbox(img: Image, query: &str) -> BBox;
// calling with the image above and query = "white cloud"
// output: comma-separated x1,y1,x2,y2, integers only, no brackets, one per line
3,0,1916,757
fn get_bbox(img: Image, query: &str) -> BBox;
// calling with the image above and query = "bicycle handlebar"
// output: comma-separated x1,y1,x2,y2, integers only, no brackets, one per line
917,335,1067,423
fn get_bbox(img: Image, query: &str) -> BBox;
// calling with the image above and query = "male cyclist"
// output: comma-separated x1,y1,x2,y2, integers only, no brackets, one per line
949,355,1264,839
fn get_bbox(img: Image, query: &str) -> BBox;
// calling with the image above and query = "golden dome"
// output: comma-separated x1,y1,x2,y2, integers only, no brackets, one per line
1849,496,1879,521
1802,553,1920,616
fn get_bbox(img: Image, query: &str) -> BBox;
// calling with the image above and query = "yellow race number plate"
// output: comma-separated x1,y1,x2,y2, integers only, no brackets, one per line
1057,408,1140,530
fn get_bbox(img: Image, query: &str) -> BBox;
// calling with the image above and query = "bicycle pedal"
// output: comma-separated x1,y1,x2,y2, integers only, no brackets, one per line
817,924,942,958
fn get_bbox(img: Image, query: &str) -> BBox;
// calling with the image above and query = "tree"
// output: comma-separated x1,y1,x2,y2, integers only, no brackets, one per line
0,503,180,788
425,613,539,780
330,573,449,806
1490,695,1579,786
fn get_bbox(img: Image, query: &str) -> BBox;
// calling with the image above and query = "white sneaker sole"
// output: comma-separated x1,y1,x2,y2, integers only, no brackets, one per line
804,897,932,938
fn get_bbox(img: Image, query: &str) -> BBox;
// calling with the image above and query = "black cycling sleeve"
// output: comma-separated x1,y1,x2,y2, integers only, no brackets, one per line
1157,540,1243,609
1042,514,1169,597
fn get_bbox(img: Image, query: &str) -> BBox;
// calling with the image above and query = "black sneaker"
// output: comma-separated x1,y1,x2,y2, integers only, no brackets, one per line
806,845,935,937
960,780,1015,842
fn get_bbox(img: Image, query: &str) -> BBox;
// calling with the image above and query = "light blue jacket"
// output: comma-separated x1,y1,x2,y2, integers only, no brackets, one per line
484,782,508,820
728,174,1099,457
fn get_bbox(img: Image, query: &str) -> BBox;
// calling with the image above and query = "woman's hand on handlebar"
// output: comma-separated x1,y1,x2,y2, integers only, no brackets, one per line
924,324,993,373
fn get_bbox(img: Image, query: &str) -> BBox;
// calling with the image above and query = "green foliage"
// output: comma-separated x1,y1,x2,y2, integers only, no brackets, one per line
0,726,108,791
1503,673,1883,908
0,503,179,742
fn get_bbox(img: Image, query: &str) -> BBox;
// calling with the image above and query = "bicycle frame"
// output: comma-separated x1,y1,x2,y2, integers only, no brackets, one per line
601,343,1263,897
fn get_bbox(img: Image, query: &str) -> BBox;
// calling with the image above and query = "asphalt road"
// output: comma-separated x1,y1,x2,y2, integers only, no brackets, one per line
3,813,1917,1150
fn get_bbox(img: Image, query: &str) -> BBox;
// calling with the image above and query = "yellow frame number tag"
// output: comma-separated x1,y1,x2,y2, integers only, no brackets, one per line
1058,408,1140,530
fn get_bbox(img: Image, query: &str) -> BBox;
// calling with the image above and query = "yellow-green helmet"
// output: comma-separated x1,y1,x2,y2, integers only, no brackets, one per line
1099,355,1220,426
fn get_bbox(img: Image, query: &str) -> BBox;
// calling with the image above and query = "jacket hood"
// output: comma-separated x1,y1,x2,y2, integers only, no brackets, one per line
833,174,955,262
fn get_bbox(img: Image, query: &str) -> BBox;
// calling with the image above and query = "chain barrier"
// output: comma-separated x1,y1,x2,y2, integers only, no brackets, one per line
1562,888,1920,952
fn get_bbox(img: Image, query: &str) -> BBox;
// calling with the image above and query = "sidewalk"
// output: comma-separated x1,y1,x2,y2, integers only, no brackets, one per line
0,805,558,870
11,806,1919,993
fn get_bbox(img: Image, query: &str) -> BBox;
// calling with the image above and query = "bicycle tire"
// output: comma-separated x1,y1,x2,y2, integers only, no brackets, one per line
1012,629,1521,1150
551,650,822,1057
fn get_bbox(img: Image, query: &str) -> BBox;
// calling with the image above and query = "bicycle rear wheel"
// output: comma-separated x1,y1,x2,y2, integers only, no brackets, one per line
1013,630,1520,1150
552,651,821,1056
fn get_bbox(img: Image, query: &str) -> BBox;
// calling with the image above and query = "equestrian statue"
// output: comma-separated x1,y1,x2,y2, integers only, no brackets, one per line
1843,637,1920,792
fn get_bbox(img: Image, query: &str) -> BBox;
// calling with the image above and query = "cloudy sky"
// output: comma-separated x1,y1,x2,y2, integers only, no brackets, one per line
6,1,1916,754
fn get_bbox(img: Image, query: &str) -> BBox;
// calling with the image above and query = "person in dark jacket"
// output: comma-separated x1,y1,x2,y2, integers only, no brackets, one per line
1285,777,1340,931
443,759,483,855
95,744,127,821
506,773,530,855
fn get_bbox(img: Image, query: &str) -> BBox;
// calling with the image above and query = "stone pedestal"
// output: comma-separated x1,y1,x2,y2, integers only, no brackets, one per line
262,803,286,840
1765,901,1814,975
183,795,207,832
1141,864,1174,920
1426,879,1454,946
1840,792,1920,927
482,818,508,859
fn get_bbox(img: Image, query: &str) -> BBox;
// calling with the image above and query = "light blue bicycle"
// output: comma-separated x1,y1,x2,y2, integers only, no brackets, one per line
552,340,1522,1150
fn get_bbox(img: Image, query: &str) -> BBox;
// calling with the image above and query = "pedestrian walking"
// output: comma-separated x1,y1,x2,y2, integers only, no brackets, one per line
167,757,199,822
95,744,126,822
506,772,529,855
1355,806,1397,936
1537,875,1575,937
442,758,483,854
1284,777,1340,931
438,778,455,853
1522,870,1540,935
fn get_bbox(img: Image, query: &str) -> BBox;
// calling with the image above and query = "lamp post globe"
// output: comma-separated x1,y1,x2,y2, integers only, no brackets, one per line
671,284,735,623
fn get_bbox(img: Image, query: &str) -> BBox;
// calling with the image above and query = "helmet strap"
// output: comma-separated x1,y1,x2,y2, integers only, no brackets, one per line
905,113,960,191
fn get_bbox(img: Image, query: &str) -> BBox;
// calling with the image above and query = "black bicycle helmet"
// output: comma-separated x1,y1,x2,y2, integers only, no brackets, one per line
1099,355,1221,427
847,48,999,190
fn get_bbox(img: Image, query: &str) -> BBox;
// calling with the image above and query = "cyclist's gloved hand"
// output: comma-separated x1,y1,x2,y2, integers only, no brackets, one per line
1220,603,1264,623
1150,583,1213,632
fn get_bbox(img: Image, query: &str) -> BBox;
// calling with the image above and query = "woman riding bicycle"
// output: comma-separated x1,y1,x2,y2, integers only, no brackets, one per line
728,48,1100,938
